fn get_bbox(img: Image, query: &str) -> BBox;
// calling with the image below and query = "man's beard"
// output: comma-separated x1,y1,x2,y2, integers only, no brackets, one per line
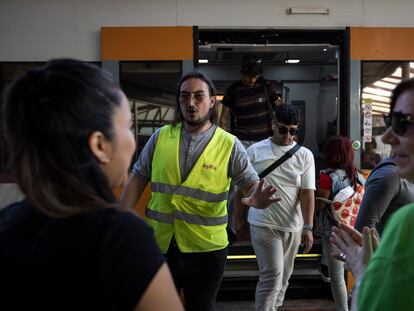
184,111,211,127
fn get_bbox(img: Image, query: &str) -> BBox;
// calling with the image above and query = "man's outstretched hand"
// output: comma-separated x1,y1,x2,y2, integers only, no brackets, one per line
241,179,280,209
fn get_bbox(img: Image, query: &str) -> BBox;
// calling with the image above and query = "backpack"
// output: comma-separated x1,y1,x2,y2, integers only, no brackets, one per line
317,171,365,227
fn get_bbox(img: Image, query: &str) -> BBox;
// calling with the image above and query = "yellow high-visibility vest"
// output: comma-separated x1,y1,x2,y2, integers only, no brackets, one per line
146,123,234,253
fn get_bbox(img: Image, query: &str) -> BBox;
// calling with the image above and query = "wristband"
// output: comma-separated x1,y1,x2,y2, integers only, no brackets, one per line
303,224,313,231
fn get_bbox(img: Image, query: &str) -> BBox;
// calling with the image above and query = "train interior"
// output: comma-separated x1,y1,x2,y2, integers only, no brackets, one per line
198,29,341,298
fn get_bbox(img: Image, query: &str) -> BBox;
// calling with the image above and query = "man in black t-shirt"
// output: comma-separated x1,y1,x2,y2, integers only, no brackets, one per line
219,54,281,149
219,55,282,240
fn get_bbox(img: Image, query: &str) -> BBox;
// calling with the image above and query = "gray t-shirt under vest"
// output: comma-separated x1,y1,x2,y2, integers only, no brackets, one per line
132,124,259,190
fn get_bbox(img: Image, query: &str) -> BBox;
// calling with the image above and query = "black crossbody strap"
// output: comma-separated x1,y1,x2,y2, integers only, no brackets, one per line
258,144,301,179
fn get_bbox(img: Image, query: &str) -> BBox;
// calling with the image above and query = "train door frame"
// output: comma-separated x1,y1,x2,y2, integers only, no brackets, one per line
194,28,351,292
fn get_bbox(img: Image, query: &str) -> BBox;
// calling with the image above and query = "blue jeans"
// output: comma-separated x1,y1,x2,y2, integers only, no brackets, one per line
321,236,349,311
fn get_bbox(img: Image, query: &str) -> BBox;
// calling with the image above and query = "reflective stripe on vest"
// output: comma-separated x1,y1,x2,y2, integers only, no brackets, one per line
146,208,228,226
151,182,229,202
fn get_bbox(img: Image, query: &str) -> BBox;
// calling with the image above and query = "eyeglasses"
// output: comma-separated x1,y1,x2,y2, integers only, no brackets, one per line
384,111,414,136
277,126,298,136
179,92,207,104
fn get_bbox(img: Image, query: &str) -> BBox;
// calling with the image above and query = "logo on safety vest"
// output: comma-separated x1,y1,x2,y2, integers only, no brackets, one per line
202,163,217,171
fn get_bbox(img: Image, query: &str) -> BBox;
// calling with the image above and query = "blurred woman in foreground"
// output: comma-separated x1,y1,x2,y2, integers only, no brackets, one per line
0,59,183,311
330,78,414,310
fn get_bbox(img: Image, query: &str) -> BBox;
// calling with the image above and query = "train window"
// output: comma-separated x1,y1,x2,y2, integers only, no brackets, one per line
119,61,181,163
0,62,103,177
361,61,413,169
0,62,46,177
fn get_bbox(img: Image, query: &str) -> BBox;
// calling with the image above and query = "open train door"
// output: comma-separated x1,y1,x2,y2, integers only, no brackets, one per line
195,28,350,299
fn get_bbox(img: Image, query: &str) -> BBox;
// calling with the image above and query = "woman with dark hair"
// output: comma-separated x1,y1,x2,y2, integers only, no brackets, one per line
0,59,183,310
315,136,365,311
330,78,414,310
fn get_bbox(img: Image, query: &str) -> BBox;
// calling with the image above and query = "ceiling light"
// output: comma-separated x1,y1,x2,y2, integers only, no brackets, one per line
363,87,392,98
286,7,329,15
392,67,402,77
323,48,328,52
285,59,300,64
373,80,397,91
382,77,401,84
371,105,391,113
199,59,208,64
361,93,391,103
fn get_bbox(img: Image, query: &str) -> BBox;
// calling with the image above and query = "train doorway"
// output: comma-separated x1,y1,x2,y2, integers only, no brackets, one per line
196,28,349,161
195,28,349,295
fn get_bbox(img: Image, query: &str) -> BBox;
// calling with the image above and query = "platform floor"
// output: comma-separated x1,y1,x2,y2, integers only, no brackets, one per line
217,299,335,311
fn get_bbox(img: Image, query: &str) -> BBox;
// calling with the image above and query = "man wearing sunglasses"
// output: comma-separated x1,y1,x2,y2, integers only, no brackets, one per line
236,104,315,311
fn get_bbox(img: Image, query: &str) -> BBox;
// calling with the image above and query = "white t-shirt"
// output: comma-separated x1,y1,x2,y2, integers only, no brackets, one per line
247,139,315,232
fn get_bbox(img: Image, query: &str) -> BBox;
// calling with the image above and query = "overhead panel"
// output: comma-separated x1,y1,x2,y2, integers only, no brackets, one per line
350,27,414,61
101,26,193,61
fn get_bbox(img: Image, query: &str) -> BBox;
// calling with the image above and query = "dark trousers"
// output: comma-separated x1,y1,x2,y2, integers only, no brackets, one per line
165,241,228,311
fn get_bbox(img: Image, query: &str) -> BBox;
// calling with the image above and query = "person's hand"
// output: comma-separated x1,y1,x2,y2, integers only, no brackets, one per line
330,224,378,280
335,223,364,246
301,229,313,253
241,179,280,209
370,227,380,251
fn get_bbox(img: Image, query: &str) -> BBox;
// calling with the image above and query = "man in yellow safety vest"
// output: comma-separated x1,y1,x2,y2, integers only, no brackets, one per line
121,71,279,311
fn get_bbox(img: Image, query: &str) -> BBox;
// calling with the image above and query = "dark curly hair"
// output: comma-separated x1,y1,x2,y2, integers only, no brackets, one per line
274,104,299,125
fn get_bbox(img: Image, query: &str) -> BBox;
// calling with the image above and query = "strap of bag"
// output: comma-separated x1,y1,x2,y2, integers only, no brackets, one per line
315,197,333,204
258,143,301,179
262,80,277,123
315,169,341,224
